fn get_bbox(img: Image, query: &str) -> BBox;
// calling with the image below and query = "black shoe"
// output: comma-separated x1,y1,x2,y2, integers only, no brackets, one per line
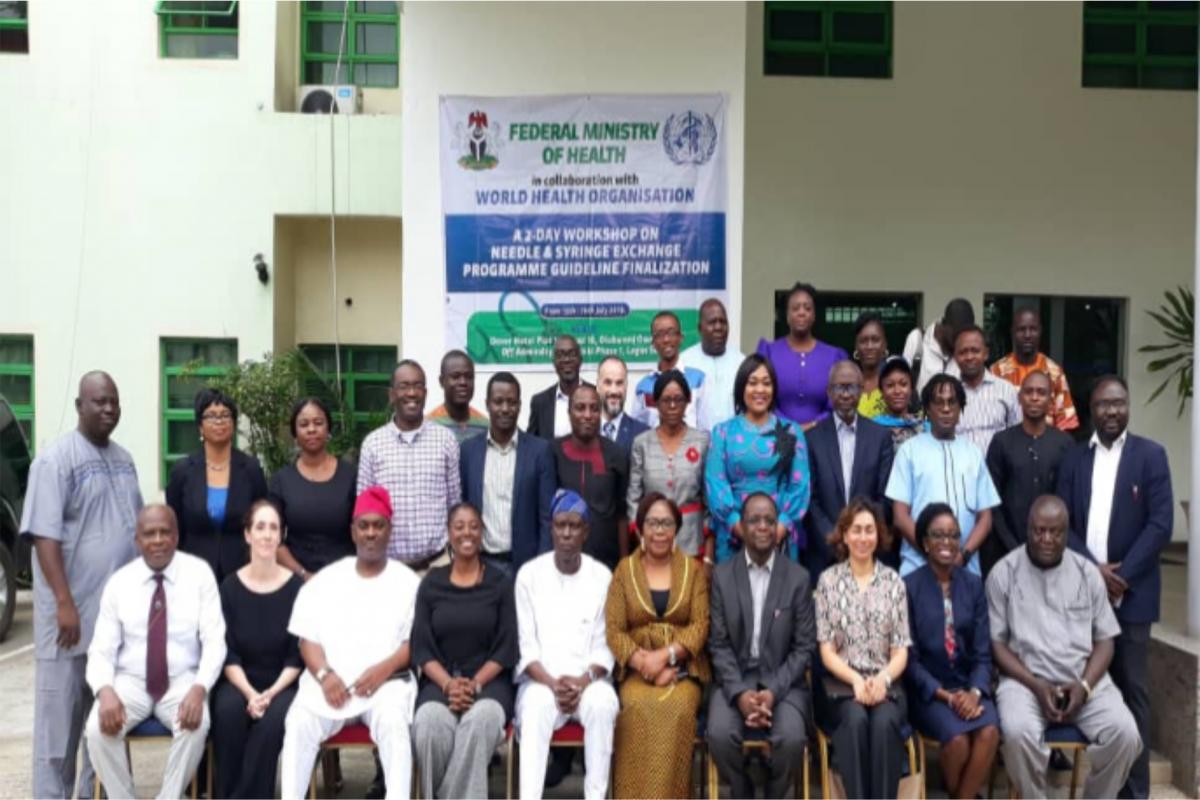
544,749,574,789
1049,749,1072,771
365,777,387,799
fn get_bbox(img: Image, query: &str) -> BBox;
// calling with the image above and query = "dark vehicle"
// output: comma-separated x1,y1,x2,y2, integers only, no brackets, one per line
0,395,31,641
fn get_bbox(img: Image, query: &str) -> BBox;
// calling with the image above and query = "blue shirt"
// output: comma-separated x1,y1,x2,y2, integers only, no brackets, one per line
884,432,1000,576
206,486,229,529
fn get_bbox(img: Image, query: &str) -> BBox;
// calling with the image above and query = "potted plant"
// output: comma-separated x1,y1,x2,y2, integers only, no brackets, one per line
1139,285,1193,524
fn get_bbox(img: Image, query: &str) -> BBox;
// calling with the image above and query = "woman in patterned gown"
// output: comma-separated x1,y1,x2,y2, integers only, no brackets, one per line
605,493,710,799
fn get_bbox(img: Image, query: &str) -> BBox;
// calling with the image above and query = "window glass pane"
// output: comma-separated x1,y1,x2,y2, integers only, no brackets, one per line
1083,63,1141,87
166,376,208,410
833,11,887,44
0,338,32,363
0,26,27,52
1142,64,1199,88
164,339,237,367
0,1,27,19
301,345,338,373
305,61,351,85
828,53,889,78
1149,1,1198,11
0,374,31,405
307,1,347,12
169,13,204,27
765,51,825,76
166,418,201,454
165,33,237,58
16,419,32,446
160,0,234,13
353,379,391,413
352,348,396,374
1084,22,1137,53
769,9,823,42
355,61,398,87
356,1,396,14
786,292,921,352
355,21,396,55
307,20,345,53
1146,22,1198,55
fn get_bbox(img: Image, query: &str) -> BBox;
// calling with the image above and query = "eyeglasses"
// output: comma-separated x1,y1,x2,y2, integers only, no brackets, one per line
743,514,778,528
926,530,959,543
658,395,687,407
642,517,677,532
830,383,862,395
202,412,233,423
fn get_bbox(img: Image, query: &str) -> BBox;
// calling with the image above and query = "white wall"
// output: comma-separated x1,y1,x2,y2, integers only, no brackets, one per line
1,0,402,497
743,1,1196,535
400,1,747,402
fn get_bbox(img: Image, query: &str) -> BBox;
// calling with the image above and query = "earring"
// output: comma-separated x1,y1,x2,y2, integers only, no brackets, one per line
199,433,205,443
852,349,860,361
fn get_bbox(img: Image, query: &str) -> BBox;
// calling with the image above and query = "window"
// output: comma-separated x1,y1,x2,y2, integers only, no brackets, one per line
0,1,28,54
1083,1,1198,90
301,2,399,88
155,1,238,59
299,344,396,443
983,294,1126,438
764,1,892,78
161,338,238,486
0,335,34,447
773,290,921,354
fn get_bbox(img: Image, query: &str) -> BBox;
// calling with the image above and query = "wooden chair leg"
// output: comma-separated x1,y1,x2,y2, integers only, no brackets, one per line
310,761,318,800
94,775,101,800
801,743,810,800
505,732,515,800
1068,748,1083,800
818,733,830,800
706,750,718,800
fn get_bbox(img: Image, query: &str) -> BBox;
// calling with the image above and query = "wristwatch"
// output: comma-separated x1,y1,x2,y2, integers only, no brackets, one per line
474,681,484,696
315,666,333,682
667,645,677,668
586,666,601,684
970,687,982,699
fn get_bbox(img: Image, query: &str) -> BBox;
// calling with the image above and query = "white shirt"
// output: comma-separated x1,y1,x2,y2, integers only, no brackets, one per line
746,550,775,660
679,344,745,431
1086,430,1127,563
86,551,226,694
481,431,518,554
553,387,572,438
903,322,961,394
836,415,858,503
289,557,421,719
515,552,614,680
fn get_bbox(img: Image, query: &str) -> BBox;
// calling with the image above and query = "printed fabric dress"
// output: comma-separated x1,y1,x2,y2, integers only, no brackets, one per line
605,548,711,799
705,413,811,563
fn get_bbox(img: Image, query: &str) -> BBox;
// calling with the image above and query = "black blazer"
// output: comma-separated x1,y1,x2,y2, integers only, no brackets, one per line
608,414,649,455
708,552,815,711
803,414,894,578
166,449,268,582
1057,433,1173,625
459,431,557,572
527,381,593,441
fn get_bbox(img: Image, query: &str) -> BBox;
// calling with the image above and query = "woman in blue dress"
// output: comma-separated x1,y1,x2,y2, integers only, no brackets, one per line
903,502,1000,800
705,353,810,563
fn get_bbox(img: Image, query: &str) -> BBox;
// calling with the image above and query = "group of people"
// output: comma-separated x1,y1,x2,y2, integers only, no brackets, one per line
19,287,1176,800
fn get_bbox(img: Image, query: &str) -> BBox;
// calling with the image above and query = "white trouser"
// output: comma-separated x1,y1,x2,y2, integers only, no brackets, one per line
516,681,618,800
280,680,415,800
84,673,209,800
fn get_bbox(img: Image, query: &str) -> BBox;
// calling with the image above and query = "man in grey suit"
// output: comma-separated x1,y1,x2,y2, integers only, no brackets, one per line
707,493,817,799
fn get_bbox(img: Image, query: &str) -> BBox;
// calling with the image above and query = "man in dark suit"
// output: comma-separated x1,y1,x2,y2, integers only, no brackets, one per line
1057,375,1173,799
460,372,557,577
596,354,649,455
804,360,895,579
527,334,585,441
707,492,815,799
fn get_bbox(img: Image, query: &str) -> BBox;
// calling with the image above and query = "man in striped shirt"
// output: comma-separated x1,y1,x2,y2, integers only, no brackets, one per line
358,359,462,572
953,325,1020,455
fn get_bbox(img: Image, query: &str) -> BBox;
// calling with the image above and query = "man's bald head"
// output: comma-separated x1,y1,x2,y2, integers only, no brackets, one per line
75,370,121,446
1026,494,1069,569
136,504,179,571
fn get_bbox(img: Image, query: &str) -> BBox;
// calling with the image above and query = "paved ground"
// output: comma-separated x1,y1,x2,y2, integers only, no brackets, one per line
0,588,1188,799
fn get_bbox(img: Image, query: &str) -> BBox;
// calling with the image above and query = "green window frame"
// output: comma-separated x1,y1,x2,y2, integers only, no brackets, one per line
1083,1,1198,90
155,0,239,60
301,2,400,88
0,1,29,54
299,344,396,443
161,338,238,487
0,335,34,448
764,1,892,79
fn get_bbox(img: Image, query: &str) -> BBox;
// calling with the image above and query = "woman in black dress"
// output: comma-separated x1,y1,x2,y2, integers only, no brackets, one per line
167,388,268,581
212,499,303,799
269,396,357,580
412,502,517,800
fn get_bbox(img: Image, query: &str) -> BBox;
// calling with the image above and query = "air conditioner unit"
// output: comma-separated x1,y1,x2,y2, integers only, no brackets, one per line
297,84,362,115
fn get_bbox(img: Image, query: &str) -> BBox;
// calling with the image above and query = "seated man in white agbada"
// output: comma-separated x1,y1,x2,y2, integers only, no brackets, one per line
514,489,619,800
279,486,422,800
85,504,226,800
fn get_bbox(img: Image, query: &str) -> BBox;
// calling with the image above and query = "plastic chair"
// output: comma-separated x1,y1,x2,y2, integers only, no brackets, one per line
705,727,810,800
93,717,211,800
816,722,920,800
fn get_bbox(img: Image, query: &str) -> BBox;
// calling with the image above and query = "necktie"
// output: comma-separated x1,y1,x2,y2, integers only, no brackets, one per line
146,573,168,702
603,421,616,441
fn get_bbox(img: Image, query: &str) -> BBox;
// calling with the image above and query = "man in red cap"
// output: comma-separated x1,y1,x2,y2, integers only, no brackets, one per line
279,486,422,800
